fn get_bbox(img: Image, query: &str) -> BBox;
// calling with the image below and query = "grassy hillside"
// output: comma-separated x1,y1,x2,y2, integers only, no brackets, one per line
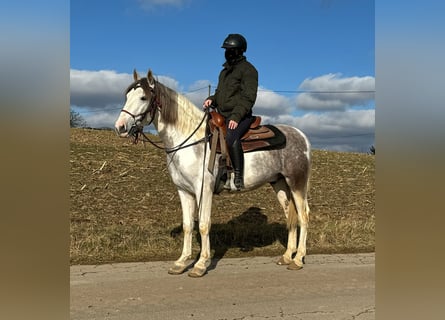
70,128,374,265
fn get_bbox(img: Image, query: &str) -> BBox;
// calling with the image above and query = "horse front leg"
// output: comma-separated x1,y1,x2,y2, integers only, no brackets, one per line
168,189,196,275
188,188,213,278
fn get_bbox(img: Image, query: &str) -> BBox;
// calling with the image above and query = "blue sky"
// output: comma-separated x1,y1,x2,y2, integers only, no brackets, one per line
71,0,375,152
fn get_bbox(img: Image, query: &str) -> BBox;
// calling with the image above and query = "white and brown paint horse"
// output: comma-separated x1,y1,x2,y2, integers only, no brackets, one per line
115,70,311,277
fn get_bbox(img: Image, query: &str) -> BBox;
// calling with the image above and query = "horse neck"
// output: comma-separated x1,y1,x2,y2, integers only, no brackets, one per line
154,90,206,148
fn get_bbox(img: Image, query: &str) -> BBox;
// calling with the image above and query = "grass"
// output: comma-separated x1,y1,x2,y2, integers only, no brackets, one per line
70,128,375,265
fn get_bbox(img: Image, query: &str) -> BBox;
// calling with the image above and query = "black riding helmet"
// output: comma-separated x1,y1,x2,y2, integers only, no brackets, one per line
221,34,247,52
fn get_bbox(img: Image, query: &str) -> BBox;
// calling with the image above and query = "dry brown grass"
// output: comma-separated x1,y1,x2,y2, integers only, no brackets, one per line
70,128,375,265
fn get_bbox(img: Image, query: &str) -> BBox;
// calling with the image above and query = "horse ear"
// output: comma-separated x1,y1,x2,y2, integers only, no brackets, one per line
133,69,139,81
147,69,155,88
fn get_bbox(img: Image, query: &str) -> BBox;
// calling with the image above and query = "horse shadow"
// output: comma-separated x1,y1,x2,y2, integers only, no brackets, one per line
170,206,291,273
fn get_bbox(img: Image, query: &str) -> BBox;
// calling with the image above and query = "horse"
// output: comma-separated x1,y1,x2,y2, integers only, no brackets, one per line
115,69,311,277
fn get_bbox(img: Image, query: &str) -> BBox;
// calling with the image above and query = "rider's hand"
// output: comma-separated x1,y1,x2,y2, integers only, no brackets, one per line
228,120,238,130
203,99,213,108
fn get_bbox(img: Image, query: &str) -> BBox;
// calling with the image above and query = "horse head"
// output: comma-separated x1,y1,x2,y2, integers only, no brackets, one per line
115,69,158,139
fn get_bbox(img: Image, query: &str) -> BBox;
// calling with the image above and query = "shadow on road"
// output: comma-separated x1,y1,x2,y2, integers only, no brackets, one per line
170,207,291,272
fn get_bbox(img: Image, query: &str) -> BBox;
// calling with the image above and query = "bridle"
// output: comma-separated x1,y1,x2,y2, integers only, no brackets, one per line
120,80,210,153
120,81,160,140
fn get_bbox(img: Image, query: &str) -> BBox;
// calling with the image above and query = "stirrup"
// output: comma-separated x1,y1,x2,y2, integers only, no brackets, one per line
234,173,244,191
214,167,227,194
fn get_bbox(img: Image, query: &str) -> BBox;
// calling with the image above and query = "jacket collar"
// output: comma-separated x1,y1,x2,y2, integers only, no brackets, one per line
223,55,246,68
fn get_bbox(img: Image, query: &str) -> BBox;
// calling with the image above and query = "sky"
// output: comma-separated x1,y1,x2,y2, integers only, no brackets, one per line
70,0,375,152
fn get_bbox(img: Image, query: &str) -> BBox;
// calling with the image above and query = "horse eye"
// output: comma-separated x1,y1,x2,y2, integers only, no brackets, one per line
141,96,147,101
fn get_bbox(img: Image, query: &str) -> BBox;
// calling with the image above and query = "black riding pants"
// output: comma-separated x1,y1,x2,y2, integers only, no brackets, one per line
225,115,254,147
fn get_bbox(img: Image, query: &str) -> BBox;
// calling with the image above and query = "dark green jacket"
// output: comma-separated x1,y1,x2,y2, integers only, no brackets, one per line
208,56,258,123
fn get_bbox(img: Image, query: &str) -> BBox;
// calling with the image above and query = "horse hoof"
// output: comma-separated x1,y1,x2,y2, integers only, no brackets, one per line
277,256,291,265
287,261,303,271
168,265,187,275
188,267,206,278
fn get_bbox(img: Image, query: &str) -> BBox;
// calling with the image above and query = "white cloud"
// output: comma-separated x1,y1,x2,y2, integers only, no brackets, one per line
70,69,180,129
156,75,181,91
183,83,294,116
70,69,132,108
70,69,375,152
294,109,375,137
296,73,375,111
81,111,120,129
258,109,374,137
182,80,212,108
258,109,375,152
254,87,293,117
70,69,180,108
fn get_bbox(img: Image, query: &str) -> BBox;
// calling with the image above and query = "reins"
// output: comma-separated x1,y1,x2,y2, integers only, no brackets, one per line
135,109,210,154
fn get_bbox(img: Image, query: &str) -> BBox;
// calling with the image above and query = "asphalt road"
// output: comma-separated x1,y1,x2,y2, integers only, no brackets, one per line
70,253,374,320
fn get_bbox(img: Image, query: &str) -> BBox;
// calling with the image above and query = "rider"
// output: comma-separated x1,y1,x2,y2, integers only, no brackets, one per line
203,33,258,190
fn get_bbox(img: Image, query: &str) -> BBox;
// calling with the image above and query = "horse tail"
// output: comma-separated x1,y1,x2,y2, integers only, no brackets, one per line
287,180,310,230
287,197,298,230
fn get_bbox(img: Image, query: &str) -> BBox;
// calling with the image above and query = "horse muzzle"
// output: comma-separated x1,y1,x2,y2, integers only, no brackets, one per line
115,122,143,141
115,124,126,136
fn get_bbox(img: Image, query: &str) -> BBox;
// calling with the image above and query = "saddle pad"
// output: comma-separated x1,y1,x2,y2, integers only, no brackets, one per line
241,126,274,141
242,125,286,153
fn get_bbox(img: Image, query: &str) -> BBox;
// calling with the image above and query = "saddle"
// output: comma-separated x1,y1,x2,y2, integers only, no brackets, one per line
207,111,286,176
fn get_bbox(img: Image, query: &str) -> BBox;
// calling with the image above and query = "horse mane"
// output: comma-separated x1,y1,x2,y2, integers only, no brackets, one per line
154,80,206,138
154,81,179,125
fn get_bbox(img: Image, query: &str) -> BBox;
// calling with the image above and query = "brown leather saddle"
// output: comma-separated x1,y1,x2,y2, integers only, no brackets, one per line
207,111,286,175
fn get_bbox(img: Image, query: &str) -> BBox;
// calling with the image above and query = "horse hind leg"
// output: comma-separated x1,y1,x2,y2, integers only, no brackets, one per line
271,179,297,266
288,185,310,270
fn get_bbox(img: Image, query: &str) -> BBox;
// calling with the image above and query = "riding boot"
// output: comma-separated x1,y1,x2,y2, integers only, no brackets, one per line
229,140,244,190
